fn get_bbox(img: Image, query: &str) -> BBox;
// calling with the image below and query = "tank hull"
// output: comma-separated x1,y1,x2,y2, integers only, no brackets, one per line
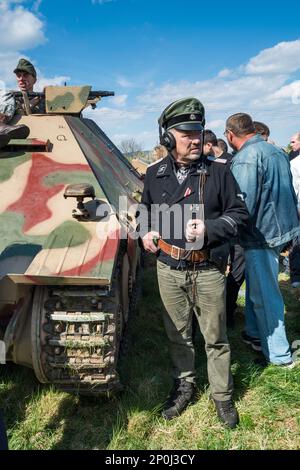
0,108,143,394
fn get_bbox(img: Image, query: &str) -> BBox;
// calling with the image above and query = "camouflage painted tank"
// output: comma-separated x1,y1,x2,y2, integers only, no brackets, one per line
0,86,143,395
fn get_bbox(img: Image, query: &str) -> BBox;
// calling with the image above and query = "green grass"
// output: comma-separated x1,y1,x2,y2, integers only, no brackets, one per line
0,259,300,450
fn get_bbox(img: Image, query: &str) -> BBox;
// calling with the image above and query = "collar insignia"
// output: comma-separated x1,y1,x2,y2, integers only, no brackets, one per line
157,163,167,176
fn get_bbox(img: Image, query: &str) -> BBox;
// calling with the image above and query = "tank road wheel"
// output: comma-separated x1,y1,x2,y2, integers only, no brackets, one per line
31,286,50,384
29,247,140,395
30,282,127,395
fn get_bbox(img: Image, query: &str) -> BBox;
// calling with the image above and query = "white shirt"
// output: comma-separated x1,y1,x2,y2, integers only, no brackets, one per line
290,154,300,209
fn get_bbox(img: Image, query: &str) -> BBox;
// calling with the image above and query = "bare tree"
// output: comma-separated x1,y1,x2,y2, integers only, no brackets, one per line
119,138,143,155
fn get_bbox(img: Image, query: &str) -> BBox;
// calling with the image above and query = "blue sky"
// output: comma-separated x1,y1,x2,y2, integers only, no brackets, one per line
1,0,300,149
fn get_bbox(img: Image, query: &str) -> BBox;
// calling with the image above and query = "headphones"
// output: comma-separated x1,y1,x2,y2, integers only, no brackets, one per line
159,124,206,152
157,113,175,150
160,129,176,150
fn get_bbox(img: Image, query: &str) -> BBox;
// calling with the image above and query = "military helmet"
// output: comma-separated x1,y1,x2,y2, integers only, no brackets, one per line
14,58,37,78
159,97,206,131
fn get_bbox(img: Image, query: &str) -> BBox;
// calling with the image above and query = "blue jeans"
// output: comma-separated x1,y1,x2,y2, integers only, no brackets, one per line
244,248,292,364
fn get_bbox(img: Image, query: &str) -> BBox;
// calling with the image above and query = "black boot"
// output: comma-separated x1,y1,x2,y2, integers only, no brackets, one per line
0,123,30,141
0,134,10,150
162,379,197,420
213,398,239,429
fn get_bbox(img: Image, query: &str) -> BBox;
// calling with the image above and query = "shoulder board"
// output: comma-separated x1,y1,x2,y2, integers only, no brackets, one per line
148,157,164,168
207,156,227,164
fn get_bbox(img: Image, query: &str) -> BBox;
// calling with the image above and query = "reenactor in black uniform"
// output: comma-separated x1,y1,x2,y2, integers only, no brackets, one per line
140,98,249,428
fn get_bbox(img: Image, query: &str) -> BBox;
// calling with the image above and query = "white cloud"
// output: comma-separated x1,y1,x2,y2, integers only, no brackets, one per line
137,74,290,118
218,68,231,78
0,1,24,8
0,2,69,102
117,77,135,88
36,76,71,91
0,51,23,85
85,38,300,150
132,39,300,147
112,130,157,150
84,106,144,127
0,1,46,88
109,94,128,107
0,5,45,51
82,104,156,148
206,120,224,129
245,39,300,75
250,80,300,108
1,6,299,152
112,133,131,141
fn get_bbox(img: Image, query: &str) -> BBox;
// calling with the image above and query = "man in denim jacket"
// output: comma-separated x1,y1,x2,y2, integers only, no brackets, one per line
225,113,299,367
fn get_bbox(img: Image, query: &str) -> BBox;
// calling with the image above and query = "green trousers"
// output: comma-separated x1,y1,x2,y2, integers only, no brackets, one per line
157,260,233,401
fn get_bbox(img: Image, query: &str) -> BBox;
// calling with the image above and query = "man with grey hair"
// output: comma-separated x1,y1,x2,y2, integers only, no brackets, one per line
289,132,300,288
141,98,248,428
289,132,300,161
225,112,300,367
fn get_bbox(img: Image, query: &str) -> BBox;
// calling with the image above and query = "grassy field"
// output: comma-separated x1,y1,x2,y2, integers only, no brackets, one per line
0,256,300,450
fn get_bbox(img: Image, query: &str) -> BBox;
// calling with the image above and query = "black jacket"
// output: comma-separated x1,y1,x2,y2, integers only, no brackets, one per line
140,154,249,268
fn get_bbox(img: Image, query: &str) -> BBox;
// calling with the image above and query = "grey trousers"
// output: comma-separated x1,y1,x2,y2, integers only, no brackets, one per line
157,260,233,401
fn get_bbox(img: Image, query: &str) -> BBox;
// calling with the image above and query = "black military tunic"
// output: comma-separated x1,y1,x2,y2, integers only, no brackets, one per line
140,153,249,269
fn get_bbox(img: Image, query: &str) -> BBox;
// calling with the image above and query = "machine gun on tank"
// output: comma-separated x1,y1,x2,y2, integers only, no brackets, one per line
12,90,115,100
11,86,115,114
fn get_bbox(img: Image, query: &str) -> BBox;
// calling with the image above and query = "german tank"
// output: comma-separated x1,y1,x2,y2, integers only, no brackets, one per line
0,86,143,395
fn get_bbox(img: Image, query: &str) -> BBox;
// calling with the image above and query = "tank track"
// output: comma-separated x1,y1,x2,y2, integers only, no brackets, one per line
32,280,127,395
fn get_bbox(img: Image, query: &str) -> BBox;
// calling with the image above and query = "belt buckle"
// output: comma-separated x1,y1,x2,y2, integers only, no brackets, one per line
171,245,180,260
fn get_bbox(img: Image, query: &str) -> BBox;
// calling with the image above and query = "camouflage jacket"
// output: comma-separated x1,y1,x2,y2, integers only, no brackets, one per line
0,90,45,121
0,91,15,121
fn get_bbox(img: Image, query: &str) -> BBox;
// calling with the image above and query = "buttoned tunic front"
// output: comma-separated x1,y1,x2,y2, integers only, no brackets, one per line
141,153,249,268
